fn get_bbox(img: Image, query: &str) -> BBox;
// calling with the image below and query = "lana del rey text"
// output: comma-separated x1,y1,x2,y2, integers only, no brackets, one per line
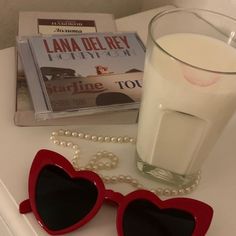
42,34,137,61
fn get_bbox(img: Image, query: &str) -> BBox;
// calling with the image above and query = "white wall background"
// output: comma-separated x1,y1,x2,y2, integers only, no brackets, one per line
1,0,236,49
141,0,236,18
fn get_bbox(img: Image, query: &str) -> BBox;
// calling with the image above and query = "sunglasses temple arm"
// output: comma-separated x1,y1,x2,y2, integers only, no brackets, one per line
19,199,32,214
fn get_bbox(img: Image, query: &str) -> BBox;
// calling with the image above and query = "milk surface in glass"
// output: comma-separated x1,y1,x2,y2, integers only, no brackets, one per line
137,33,236,176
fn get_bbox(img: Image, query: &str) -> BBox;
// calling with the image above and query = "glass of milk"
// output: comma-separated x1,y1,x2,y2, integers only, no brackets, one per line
136,8,236,188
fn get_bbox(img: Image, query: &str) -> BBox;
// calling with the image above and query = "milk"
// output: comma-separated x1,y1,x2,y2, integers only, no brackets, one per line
137,33,236,176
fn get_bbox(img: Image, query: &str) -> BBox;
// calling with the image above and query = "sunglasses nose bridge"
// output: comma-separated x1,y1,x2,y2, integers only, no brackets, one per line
105,189,124,205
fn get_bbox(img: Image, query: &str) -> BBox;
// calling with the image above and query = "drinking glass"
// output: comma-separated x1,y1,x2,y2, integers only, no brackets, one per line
136,8,236,188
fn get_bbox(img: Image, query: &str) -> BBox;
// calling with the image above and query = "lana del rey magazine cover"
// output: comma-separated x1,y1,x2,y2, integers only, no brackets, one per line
17,32,145,120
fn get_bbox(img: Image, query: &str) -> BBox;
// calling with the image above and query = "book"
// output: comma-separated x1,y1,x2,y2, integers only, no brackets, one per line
17,32,145,121
15,11,139,126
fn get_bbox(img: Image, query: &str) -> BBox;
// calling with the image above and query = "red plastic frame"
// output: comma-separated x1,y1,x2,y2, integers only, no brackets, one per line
19,149,213,235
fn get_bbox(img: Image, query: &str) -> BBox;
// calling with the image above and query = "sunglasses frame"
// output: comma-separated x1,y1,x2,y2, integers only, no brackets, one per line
19,149,213,236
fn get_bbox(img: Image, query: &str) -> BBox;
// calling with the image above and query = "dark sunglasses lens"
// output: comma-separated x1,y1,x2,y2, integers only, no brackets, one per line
35,165,98,231
123,199,195,236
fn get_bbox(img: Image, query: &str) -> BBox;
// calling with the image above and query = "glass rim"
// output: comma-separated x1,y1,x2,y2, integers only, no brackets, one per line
148,8,236,75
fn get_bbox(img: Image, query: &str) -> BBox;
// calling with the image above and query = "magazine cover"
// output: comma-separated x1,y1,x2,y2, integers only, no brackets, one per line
17,32,145,120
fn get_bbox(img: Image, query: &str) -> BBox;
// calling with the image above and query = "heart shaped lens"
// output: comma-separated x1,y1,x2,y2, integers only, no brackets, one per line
123,199,195,236
35,165,98,231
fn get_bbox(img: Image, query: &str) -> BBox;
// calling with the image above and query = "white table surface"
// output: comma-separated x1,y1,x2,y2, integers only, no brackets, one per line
0,6,236,236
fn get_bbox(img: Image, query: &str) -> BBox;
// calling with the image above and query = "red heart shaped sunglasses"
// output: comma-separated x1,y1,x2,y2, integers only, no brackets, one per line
19,149,213,235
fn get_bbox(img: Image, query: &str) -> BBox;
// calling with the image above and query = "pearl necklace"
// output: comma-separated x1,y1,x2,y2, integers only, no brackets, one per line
50,129,201,197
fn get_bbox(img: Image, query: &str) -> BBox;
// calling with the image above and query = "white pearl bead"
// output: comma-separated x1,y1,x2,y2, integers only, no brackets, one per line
85,164,92,170
118,175,125,182
129,138,136,144
91,135,98,141
108,152,114,157
104,136,111,142
66,141,73,147
60,141,66,147
50,135,56,140
104,162,111,169
96,152,102,157
53,140,60,145
131,179,138,187
73,154,79,159
103,176,111,183
156,188,164,195
111,161,117,168
111,137,118,143
72,159,78,166
185,187,192,194
65,130,72,136
72,144,79,149
117,137,124,143
78,132,85,138
190,184,196,191
72,132,78,137
171,189,178,196
51,131,58,136
163,189,171,196
84,134,91,140
98,162,104,169
123,136,130,142
92,165,98,170
98,136,104,142
112,156,118,162
178,189,185,195
74,149,80,154
102,151,108,155
89,160,95,165
111,176,118,183
125,176,132,183
137,184,144,189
